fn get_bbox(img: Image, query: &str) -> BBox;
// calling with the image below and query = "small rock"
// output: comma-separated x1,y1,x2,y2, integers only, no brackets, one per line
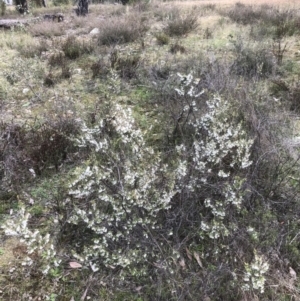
23,88,30,94
89,28,100,35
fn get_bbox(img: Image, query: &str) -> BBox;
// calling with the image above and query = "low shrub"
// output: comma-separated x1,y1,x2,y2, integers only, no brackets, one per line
0,123,27,189
16,40,48,58
170,42,185,54
7,35,48,58
164,10,198,37
43,72,56,86
271,79,300,112
29,21,66,37
97,16,148,46
230,38,275,78
269,78,289,97
3,57,45,96
225,3,262,25
91,58,110,79
261,8,300,38
203,27,213,39
61,63,71,79
231,48,275,78
0,117,80,188
149,63,171,81
115,53,140,80
61,36,94,59
107,48,140,80
225,4,300,38
153,5,171,22
26,118,79,175
48,51,65,67
249,24,273,41
61,37,81,59
154,32,170,45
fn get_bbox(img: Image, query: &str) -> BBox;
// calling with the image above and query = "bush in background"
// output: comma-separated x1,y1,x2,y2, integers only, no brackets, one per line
61,36,94,59
224,3,300,38
97,16,148,46
164,10,198,37
229,37,276,78
29,21,66,37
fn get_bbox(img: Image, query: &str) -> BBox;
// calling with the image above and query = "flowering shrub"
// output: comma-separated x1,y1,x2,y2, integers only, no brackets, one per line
2,206,60,274
174,73,253,240
242,252,269,293
2,72,260,293
66,102,179,272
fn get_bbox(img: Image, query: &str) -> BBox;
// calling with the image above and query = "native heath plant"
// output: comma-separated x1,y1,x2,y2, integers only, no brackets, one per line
174,73,253,239
2,73,258,292
2,206,60,274
65,103,178,272
242,251,269,293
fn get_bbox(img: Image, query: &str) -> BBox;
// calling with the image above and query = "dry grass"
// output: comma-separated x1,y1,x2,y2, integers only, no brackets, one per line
169,0,300,8
97,15,148,45
164,9,198,37
29,21,66,37
0,238,24,268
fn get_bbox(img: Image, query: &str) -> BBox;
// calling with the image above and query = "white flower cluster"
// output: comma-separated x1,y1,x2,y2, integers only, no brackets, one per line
191,97,253,172
1,206,60,274
242,252,269,293
75,120,108,152
247,226,259,242
175,73,253,240
176,74,267,292
68,102,179,271
175,73,204,99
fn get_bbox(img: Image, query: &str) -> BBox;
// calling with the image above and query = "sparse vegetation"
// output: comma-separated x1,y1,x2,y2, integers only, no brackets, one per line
1,1,300,300
224,3,300,38
29,21,66,37
97,15,148,45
